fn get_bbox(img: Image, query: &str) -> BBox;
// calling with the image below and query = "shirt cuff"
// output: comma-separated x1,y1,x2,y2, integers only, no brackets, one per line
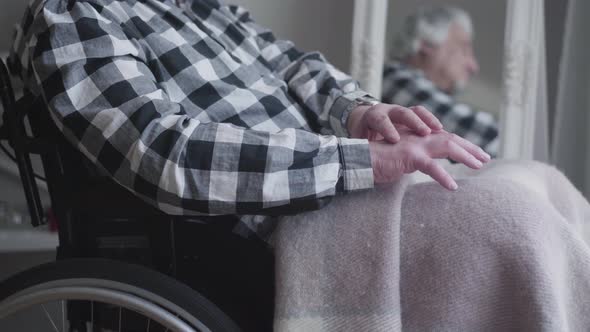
330,91,379,137
337,137,374,192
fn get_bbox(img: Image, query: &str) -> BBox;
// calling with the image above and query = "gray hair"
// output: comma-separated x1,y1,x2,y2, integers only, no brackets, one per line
390,6,473,60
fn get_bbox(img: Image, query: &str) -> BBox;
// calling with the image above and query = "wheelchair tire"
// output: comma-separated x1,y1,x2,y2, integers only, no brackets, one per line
0,258,242,331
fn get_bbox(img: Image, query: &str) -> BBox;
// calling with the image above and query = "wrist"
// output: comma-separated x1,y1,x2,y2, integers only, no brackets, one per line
347,105,370,136
342,96,380,135
347,101,380,137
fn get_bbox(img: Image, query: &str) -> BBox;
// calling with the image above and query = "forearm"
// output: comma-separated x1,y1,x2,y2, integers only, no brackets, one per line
36,62,374,215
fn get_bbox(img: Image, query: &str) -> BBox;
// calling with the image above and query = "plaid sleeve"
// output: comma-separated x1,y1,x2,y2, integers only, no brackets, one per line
28,0,374,216
221,4,372,137
382,69,499,157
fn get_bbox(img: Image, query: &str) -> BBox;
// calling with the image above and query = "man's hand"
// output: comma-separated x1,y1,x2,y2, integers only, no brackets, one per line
348,103,443,142
369,128,491,190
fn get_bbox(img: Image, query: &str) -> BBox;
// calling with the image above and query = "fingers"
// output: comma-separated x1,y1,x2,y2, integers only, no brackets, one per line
387,106,431,136
449,133,491,162
410,106,443,130
365,109,400,143
445,139,484,169
417,158,458,191
364,104,440,142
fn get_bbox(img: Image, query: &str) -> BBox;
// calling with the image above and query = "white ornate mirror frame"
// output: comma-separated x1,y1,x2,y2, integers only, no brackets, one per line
349,0,388,98
499,0,548,161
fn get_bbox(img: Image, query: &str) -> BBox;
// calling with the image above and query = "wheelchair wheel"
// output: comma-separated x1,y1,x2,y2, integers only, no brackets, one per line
0,258,241,331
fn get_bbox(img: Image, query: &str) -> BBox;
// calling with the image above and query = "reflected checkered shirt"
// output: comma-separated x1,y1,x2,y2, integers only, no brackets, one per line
382,61,499,157
10,0,375,241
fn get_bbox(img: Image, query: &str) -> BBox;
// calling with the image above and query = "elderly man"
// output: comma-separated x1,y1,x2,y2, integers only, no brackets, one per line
9,0,488,329
8,0,590,331
382,6,499,157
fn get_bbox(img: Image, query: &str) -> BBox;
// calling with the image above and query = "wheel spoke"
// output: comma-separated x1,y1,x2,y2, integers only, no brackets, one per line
61,301,65,332
41,304,60,332
90,301,94,332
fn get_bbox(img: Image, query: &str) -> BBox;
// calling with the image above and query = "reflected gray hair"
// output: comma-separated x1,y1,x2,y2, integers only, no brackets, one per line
390,6,473,60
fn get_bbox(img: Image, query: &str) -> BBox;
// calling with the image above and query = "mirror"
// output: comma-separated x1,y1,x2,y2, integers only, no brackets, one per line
379,1,507,158
384,1,506,117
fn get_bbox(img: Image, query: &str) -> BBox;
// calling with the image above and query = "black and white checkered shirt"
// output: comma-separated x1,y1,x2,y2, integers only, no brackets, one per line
382,61,499,157
10,0,375,241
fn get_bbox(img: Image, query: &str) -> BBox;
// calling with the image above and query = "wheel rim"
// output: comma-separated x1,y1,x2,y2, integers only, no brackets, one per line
0,279,212,332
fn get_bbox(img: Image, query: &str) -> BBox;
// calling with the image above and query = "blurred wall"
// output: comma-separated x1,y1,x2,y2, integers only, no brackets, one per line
385,0,507,116
0,0,27,51
229,0,355,73
2,0,356,70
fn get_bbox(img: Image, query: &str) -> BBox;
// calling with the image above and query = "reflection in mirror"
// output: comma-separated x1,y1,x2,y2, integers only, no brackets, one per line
381,1,506,158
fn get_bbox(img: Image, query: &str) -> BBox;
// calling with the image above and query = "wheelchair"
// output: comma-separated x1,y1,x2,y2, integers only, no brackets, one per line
0,58,274,331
